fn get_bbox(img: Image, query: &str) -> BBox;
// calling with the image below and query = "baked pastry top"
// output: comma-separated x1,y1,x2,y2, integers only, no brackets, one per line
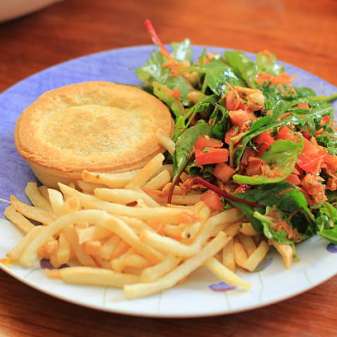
15,81,173,174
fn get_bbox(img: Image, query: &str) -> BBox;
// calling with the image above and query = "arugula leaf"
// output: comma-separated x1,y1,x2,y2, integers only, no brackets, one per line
136,51,170,85
172,120,211,184
223,51,257,88
209,103,229,139
256,51,283,75
316,133,337,155
253,211,293,244
165,76,193,105
201,59,243,95
233,140,303,185
171,39,193,62
317,202,337,244
153,82,184,117
295,87,316,98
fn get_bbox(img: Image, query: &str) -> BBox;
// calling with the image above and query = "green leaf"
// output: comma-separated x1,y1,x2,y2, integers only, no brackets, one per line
165,76,193,105
233,140,303,185
136,51,170,85
171,39,193,62
223,51,257,88
318,202,337,243
172,120,211,183
256,51,283,75
209,103,229,139
153,82,184,117
201,59,243,95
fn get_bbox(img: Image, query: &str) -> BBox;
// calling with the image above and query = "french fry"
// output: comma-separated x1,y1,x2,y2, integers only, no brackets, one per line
110,240,129,259
25,182,51,211
181,222,202,241
224,223,240,237
234,239,248,269
63,196,81,213
238,234,256,256
38,186,50,202
81,170,139,188
140,256,180,283
124,231,228,299
19,210,109,266
111,252,149,272
94,188,159,207
99,236,120,260
222,238,236,272
143,170,171,190
162,224,185,240
126,153,164,189
59,183,194,224
156,130,175,155
7,226,44,261
83,240,102,256
4,205,34,233
55,233,71,266
243,241,270,272
118,216,153,234
76,180,103,194
48,188,65,216
46,267,139,287
240,222,258,236
272,241,293,268
10,195,56,225
63,227,97,267
38,239,58,259
170,194,203,206
205,257,251,290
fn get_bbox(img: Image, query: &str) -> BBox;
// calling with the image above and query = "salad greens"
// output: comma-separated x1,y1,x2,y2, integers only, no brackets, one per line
137,21,337,259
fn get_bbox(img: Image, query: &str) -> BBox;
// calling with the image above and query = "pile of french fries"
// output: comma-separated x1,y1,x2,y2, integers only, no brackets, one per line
3,151,285,299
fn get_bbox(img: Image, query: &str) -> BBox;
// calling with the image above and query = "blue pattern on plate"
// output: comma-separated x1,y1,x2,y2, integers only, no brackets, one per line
0,45,336,216
208,281,235,292
327,243,337,253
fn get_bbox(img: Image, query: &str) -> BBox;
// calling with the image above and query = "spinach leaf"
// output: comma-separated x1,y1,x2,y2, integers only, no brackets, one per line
165,76,193,105
153,82,184,117
172,120,211,184
295,87,316,98
223,51,257,88
316,133,337,155
136,51,170,85
209,103,229,139
233,140,303,185
317,202,337,244
256,51,283,75
201,59,243,95
171,39,193,62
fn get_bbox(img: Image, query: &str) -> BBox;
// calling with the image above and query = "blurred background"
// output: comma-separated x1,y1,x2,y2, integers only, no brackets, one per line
0,0,336,89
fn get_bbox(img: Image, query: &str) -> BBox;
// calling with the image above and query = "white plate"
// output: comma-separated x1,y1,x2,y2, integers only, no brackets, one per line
0,45,337,317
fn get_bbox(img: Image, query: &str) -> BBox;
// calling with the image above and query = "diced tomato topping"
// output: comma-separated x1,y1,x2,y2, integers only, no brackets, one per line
195,136,223,150
246,157,264,176
224,127,238,145
213,163,235,183
171,89,181,99
321,115,330,126
327,177,337,191
201,190,223,211
225,90,241,110
324,154,337,172
297,138,326,174
302,130,311,139
195,148,229,166
254,132,274,155
286,173,301,186
277,126,298,141
297,102,310,109
229,109,256,127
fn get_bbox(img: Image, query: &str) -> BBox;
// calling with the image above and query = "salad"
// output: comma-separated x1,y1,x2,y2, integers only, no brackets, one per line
137,20,337,255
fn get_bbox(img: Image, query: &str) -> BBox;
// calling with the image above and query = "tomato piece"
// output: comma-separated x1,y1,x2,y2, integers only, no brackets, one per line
254,132,274,155
324,154,337,172
297,102,310,109
297,138,326,174
277,126,297,141
224,127,238,145
229,109,255,127
201,190,223,211
286,173,301,186
195,148,229,166
195,136,223,150
225,90,241,110
246,157,264,176
213,163,235,183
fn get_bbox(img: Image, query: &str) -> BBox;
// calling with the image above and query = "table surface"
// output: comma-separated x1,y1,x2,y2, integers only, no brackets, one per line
0,0,336,336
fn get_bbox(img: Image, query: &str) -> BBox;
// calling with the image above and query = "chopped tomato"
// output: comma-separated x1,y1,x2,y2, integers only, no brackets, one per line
229,109,255,127
327,177,337,191
297,102,310,109
225,90,241,110
195,136,223,150
321,115,330,126
297,138,326,174
271,73,293,85
201,190,223,211
286,173,301,185
195,148,229,166
213,163,235,183
224,127,238,145
254,132,274,155
277,126,298,141
324,154,337,172
302,130,311,139
171,89,181,99
246,157,264,176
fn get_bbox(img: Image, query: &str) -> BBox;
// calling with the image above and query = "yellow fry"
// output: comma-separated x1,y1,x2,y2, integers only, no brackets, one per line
222,238,236,272
234,239,248,269
140,256,180,283
10,195,56,225
83,240,102,256
47,267,139,287
143,170,171,190
48,189,65,216
238,234,256,256
124,231,228,299
111,252,149,272
243,241,270,272
81,170,139,188
205,257,251,290
59,183,194,224
38,186,49,202
76,180,103,194
156,130,175,155
7,226,44,261
126,153,164,189
224,223,240,237
55,233,71,266
94,188,159,207
240,222,258,236
25,182,51,211
4,205,34,233
38,239,58,259
272,241,293,268
99,236,120,260
170,194,203,206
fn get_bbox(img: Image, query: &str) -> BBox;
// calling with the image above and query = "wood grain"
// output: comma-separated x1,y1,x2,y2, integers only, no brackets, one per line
0,0,336,336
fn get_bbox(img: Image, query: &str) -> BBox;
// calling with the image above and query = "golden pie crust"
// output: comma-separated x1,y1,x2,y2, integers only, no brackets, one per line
15,81,173,187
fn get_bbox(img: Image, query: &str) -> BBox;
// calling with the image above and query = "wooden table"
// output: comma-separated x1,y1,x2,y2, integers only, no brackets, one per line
0,1,336,336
